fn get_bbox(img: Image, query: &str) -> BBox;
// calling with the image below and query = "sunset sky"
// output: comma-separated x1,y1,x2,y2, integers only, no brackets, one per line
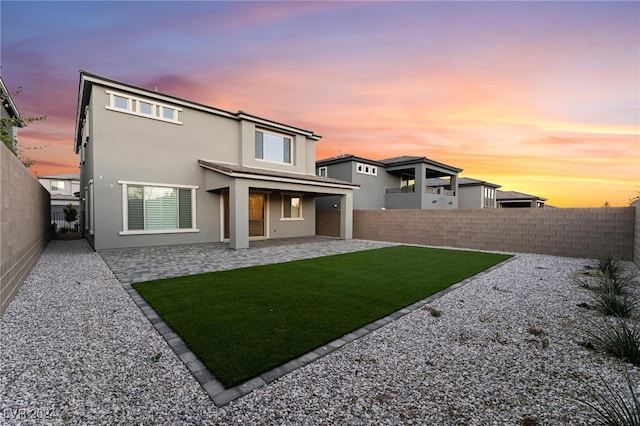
1,1,638,207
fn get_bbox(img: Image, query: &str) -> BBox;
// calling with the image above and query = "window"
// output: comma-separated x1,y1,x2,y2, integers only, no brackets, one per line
282,194,302,219
356,162,377,176
51,180,65,191
118,181,198,234
138,101,154,116
318,166,327,177
113,95,129,110
162,107,176,120
255,130,292,164
106,90,182,124
483,187,496,208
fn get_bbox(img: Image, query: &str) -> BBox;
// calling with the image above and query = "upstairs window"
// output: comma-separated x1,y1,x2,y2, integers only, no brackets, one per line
255,130,292,164
318,166,328,177
356,162,377,176
106,90,182,124
51,180,66,191
484,187,496,208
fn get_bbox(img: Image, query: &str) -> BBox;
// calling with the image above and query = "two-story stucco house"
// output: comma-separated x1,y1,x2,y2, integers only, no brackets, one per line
316,154,462,210
73,71,357,250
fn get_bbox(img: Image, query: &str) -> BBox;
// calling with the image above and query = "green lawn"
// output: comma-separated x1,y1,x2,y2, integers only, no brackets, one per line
133,245,511,387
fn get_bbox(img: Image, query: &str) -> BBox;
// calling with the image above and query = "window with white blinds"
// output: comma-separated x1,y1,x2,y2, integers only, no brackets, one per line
119,181,197,234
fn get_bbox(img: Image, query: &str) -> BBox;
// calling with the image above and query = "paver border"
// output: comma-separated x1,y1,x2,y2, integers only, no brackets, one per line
121,252,515,407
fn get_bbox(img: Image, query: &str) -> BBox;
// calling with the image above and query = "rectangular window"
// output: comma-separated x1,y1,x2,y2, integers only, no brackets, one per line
51,180,65,191
356,162,377,176
318,166,327,177
282,194,302,219
255,130,292,164
483,187,496,208
162,107,177,120
113,95,129,110
139,101,154,116
119,181,198,234
106,90,182,124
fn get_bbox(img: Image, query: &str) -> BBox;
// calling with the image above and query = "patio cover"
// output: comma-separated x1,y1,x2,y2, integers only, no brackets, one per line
198,159,358,249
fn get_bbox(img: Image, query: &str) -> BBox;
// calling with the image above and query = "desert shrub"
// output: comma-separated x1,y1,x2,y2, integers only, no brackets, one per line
582,372,640,426
580,318,640,366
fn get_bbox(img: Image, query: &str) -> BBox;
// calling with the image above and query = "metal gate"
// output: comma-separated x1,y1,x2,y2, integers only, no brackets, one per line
52,211,83,240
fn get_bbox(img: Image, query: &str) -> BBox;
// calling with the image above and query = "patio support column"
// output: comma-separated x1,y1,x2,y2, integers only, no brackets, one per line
229,179,249,249
339,192,353,240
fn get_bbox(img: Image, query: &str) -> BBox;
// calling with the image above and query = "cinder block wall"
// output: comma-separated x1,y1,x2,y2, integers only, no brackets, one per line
1,143,51,315
634,200,640,268
317,207,635,260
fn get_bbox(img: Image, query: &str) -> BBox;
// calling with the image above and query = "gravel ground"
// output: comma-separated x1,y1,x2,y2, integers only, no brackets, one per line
1,240,639,425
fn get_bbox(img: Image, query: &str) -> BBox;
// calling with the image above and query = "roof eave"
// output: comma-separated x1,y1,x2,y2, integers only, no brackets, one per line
0,76,25,127
74,71,322,152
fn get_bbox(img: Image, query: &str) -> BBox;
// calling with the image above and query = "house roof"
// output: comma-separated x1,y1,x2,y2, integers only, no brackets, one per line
198,160,359,189
0,75,24,126
425,177,501,188
316,154,386,167
316,154,463,174
458,177,501,188
74,71,322,153
496,190,547,202
38,173,80,180
380,156,463,173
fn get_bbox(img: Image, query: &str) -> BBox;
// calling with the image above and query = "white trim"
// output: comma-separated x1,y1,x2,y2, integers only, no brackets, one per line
88,180,94,235
117,180,198,190
119,228,200,236
84,187,89,232
119,181,198,234
318,166,328,177
255,158,294,167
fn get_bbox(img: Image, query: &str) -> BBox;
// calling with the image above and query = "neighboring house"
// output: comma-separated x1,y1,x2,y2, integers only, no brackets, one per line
427,177,501,209
0,75,24,152
496,190,547,208
73,71,357,250
38,174,80,216
316,154,462,210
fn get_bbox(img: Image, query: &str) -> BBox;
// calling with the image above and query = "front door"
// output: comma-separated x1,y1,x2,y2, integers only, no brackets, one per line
222,191,266,240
